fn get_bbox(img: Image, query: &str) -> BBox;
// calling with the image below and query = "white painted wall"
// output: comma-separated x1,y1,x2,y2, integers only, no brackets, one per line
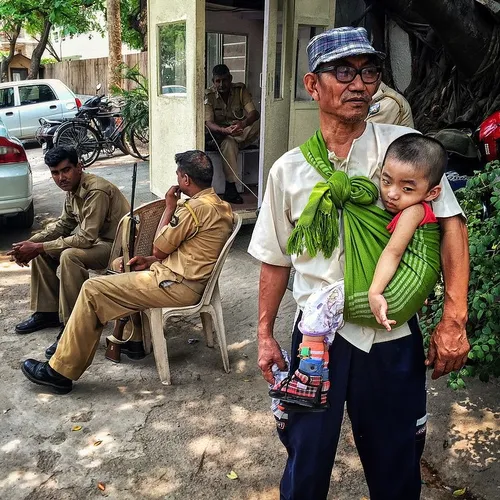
388,19,412,92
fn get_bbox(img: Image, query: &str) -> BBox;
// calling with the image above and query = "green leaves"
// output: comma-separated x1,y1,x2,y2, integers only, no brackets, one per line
420,160,500,388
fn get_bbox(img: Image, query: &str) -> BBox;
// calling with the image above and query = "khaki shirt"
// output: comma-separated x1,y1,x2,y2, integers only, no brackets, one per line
248,122,463,352
367,82,415,128
30,172,130,255
151,188,233,290
204,83,256,126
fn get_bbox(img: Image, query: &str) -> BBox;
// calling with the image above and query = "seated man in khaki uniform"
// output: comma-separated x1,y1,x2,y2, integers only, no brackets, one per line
205,64,260,204
9,147,129,356
367,81,415,128
21,150,234,394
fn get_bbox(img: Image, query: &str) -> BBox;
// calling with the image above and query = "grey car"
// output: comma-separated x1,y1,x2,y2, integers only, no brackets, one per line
0,117,33,228
0,79,80,141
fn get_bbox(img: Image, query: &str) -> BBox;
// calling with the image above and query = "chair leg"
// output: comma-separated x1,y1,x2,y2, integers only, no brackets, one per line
149,308,171,385
140,312,152,355
200,311,215,348
210,287,230,374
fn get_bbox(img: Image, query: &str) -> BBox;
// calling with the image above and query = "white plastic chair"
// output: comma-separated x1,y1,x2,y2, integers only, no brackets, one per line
141,213,242,385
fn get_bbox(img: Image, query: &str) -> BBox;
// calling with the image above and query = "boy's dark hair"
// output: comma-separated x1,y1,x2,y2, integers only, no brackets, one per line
175,150,213,188
212,64,231,78
44,146,79,169
383,133,448,188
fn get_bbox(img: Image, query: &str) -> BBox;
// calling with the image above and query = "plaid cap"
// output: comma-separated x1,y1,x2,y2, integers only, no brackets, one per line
307,27,386,73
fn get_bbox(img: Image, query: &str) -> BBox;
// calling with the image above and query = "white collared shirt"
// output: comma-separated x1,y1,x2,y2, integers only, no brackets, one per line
248,122,463,352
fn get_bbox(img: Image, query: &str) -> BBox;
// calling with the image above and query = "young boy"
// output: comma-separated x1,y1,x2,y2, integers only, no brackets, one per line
270,133,447,410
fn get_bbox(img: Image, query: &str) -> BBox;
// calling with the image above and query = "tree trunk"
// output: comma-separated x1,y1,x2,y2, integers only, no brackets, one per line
373,0,494,76
139,0,148,51
370,0,500,131
0,24,21,82
28,19,52,79
107,0,123,92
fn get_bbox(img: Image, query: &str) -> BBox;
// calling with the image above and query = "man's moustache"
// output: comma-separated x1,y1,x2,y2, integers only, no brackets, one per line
343,94,370,103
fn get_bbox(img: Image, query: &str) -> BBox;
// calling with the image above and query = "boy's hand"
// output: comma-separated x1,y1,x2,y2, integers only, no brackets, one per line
369,292,397,331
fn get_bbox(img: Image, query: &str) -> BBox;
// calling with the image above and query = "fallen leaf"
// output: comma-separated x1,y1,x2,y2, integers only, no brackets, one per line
72,425,82,431
94,440,103,447
97,482,106,491
453,488,467,497
226,470,238,480
243,379,250,382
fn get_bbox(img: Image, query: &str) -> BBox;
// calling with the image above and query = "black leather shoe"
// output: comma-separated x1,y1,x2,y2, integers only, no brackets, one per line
121,340,146,360
21,359,72,394
15,312,62,334
223,182,244,204
45,325,65,360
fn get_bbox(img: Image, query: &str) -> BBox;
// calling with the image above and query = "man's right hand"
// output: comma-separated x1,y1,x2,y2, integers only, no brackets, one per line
258,335,286,384
125,255,157,272
165,185,181,214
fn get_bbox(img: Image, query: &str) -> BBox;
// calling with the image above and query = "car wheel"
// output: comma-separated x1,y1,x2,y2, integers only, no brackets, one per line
16,201,34,229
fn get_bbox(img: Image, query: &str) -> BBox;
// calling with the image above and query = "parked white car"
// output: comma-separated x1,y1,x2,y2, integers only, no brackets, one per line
0,79,81,140
0,118,34,228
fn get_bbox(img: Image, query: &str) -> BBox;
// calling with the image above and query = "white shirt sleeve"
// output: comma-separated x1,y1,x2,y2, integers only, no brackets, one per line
431,174,464,218
248,164,293,267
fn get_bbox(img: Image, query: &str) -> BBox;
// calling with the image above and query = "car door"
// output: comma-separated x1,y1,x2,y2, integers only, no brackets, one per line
18,83,63,139
0,86,22,138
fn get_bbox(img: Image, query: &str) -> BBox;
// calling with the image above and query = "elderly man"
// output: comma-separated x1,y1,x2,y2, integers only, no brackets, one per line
248,27,469,500
21,150,234,394
9,146,129,355
205,64,260,204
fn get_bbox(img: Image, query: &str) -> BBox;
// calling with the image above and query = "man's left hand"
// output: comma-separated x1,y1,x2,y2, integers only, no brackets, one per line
228,121,245,136
7,241,43,265
425,316,470,379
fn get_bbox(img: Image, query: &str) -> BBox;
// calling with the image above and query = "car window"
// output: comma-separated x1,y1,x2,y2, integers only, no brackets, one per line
0,87,15,109
19,85,57,106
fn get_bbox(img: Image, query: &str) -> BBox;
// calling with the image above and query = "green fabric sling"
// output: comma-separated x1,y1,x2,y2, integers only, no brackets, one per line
287,129,441,329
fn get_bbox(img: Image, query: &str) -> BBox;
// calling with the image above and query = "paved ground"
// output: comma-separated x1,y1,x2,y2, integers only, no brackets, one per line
0,148,498,499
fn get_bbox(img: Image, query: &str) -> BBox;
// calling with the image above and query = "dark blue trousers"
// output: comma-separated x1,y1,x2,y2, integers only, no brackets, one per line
278,315,427,500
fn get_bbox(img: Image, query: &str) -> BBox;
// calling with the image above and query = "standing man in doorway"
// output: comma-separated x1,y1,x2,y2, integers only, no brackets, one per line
248,27,469,499
205,64,260,204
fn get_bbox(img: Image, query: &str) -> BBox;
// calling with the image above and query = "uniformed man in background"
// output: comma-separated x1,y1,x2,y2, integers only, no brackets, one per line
20,150,234,394
205,64,260,204
367,81,415,128
9,146,129,357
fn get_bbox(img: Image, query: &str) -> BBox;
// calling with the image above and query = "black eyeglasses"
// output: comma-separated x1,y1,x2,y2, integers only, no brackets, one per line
314,64,381,84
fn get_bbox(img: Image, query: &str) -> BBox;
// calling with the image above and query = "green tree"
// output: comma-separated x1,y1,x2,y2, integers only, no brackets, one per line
0,0,103,80
121,0,147,51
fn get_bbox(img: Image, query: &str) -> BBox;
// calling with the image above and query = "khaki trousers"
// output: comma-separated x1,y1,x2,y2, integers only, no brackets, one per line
49,270,203,380
31,242,112,324
219,120,260,183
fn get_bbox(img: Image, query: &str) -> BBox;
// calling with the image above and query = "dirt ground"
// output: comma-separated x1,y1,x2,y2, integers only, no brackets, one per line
0,148,498,499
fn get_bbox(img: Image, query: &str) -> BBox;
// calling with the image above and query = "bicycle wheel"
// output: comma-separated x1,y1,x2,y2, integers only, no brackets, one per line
54,122,100,167
130,125,149,161
116,129,133,156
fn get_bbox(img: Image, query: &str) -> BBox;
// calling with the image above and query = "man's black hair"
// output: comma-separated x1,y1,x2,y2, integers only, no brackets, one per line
44,146,79,169
175,150,213,188
383,133,447,188
212,64,231,78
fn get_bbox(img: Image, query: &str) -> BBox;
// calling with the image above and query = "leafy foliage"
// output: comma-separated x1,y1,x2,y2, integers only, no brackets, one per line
111,64,148,130
419,161,500,388
120,0,147,51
